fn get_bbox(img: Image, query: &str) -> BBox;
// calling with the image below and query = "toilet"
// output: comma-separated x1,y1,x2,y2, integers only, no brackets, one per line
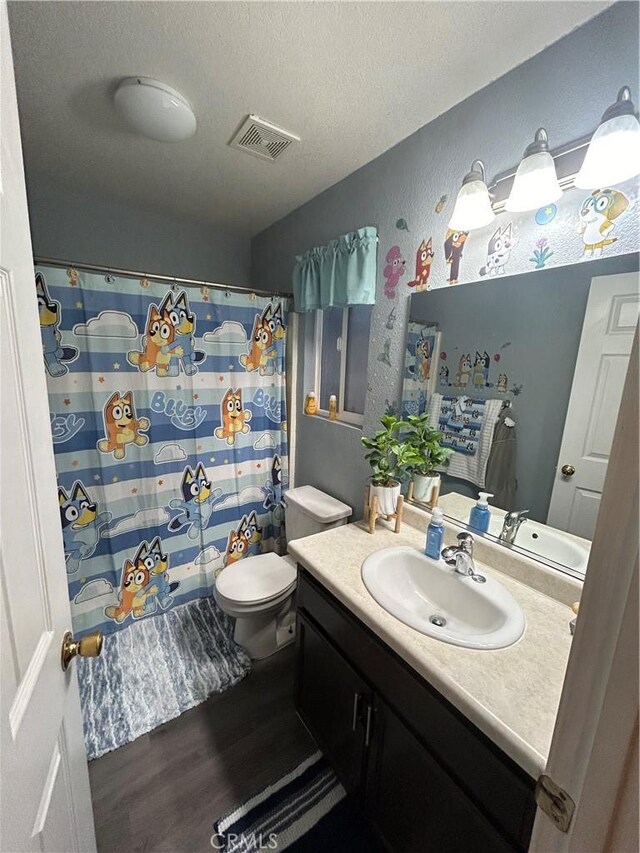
215,486,352,659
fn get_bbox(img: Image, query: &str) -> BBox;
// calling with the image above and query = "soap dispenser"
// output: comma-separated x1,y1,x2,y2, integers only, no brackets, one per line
468,492,493,534
425,507,445,559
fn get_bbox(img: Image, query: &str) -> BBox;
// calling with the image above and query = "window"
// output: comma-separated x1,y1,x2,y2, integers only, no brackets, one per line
314,304,372,425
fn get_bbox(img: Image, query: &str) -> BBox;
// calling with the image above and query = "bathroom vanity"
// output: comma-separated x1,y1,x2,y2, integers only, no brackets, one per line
290,508,580,853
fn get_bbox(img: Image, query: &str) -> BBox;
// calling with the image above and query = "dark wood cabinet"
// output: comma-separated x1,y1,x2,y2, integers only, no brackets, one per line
295,614,369,794
295,569,536,853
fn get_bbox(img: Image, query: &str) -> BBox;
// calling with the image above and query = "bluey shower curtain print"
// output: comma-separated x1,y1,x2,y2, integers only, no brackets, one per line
37,265,289,638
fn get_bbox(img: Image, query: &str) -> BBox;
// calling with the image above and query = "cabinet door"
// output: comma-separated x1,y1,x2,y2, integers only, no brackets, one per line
295,614,368,795
366,696,514,853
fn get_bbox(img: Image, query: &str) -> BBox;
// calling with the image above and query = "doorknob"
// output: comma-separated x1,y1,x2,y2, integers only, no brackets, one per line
61,630,103,671
561,464,576,477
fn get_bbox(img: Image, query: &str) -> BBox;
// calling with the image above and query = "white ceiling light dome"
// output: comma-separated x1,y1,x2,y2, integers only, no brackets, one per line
114,77,196,142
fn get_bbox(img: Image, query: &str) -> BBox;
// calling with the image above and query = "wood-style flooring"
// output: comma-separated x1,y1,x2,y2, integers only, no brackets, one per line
88,644,315,852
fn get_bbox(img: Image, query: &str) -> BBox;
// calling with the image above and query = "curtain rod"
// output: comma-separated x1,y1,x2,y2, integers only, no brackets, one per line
33,256,292,300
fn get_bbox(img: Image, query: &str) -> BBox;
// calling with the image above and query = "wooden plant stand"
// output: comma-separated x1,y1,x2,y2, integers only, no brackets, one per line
406,478,441,511
363,486,404,535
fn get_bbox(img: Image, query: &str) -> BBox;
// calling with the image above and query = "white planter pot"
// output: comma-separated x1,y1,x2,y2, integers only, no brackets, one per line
412,473,440,503
369,481,401,516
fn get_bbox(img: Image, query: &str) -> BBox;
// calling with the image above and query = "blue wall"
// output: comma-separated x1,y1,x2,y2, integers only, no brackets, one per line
27,177,252,286
251,2,640,516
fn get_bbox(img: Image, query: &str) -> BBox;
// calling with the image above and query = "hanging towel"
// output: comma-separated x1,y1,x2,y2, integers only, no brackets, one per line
485,407,518,509
439,396,487,454
428,393,503,488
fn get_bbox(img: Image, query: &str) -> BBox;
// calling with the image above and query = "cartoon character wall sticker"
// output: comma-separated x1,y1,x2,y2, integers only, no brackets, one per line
167,463,222,540
240,303,284,376
35,272,78,377
128,290,205,376
407,238,434,291
578,189,630,256
96,391,150,459
496,373,509,393
407,332,432,383
471,351,492,389
104,538,177,624
479,223,513,277
454,354,473,389
59,481,111,574
214,388,252,445
439,364,451,387
224,512,263,566
383,246,406,298
444,230,468,285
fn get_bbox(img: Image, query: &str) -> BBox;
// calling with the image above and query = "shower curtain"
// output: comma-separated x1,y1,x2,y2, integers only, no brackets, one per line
37,264,290,639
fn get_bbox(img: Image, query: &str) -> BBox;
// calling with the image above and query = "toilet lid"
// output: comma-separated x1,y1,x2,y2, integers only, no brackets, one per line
285,485,351,524
216,553,296,605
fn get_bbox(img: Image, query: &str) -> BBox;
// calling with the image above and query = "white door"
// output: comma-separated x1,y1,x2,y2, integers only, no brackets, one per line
547,272,639,540
0,3,97,851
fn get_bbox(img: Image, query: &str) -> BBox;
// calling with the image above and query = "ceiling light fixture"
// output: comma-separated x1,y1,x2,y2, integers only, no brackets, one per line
448,160,495,231
114,77,196,143
575,86,640,188
505,128,561,212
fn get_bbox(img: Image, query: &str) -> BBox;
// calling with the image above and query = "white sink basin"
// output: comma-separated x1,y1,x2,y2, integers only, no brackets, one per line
361,546,525,650
487,516,589,575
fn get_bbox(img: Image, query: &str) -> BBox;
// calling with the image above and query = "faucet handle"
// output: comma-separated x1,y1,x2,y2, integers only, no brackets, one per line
441,544,459,566
457,531,474,553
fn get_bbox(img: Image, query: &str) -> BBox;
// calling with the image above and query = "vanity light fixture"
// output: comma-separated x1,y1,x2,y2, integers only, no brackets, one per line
505,128,562,212
575,86,640,188
448,160,495,231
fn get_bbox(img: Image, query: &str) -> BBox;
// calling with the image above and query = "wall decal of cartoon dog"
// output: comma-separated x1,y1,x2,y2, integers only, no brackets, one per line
407,239,434,291
578,189,629,256
444,230,469,284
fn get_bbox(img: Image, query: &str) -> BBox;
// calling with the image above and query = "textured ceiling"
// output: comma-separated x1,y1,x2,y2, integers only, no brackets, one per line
8,1,610,237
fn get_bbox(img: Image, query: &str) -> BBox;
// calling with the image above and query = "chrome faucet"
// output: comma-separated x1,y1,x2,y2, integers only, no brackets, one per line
441,533,484,582
499,510,529,545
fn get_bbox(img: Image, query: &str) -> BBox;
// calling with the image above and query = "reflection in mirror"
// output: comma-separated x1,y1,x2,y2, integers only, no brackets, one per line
401,255,639,578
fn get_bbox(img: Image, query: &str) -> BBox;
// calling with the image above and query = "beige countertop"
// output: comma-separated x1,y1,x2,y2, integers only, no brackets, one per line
289,507,580,779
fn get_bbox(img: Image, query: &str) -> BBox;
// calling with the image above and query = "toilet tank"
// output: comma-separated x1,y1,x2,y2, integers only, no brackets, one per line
284,485,352,542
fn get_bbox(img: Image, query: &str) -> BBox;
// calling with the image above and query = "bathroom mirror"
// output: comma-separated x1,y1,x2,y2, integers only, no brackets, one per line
401,254,639,578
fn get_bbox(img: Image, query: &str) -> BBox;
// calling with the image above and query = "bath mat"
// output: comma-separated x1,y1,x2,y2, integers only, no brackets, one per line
77,596,251,760
213,752,375,853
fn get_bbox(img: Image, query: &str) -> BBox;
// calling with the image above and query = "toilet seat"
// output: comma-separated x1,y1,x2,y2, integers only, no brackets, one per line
215,553,297,606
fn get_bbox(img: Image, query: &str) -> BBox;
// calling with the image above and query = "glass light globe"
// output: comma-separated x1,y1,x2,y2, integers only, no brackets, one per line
575,112,640,188
506,150,561,212
448,171,495,231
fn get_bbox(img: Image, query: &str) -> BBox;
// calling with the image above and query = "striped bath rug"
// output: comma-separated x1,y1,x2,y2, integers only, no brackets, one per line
77,596,251,760
213,752,374,852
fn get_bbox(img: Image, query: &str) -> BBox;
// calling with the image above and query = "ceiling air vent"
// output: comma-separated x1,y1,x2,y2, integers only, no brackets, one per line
229,115,300,162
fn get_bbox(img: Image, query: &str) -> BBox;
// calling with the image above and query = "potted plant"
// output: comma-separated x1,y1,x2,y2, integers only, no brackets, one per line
361,415,421,515
404,413,453,503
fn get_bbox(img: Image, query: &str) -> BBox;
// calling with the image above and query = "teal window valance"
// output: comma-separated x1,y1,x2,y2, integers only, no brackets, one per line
292,226,378,313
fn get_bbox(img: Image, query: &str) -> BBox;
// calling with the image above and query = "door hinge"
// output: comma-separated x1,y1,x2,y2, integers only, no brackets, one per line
535,774,575,833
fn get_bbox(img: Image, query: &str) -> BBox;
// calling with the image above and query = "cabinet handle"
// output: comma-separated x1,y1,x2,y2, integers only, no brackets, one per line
364,700,373,747
352,692,361,732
